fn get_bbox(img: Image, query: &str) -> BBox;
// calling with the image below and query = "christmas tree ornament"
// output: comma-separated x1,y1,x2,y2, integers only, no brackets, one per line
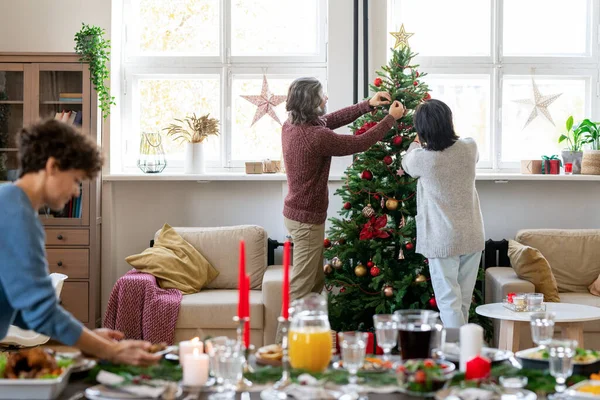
383,155,393,165
332,257,343,269
360,215,390,240
355,263,368,277
343,201,352,210
416,71,420,78
374,77,383,87
415,274,427,283
367,260,374,268
513,77,562,130
424,259,429,265
361,170,373,180
413,81,418,87
399,214,406,228
370,266,381,277
398,249,405,260
338,238,346,245
324,264,333,275
397,167,405,176
392,135,403,146
240,75,287,126
405,242,414,251
423,93,431,101
385,198,399,211
324,238,332,248
428,296,437,309
362,204,375,218
340,287,346,293
380,197,386,209
383,285,394,297
374,194,380,200
389,24,414,49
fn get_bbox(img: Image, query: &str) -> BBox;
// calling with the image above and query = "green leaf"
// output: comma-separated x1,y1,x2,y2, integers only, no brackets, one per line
558,134,568,143
566,115,574,132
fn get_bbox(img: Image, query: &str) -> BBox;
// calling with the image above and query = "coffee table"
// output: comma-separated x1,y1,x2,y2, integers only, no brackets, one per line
475,302,600,352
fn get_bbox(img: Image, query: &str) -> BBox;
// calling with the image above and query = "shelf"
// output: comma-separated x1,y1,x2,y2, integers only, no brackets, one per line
0,100,23,104
0,148,18,151
41,101,83,105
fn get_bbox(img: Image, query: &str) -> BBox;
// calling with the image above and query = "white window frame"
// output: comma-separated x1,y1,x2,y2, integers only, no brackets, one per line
388,0,600,171
119,0,328,173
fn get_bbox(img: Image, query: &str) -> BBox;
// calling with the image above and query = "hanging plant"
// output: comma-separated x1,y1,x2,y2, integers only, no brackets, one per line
74,23,114,119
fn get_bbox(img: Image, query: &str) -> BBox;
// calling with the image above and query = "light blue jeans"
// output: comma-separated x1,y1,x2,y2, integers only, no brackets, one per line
428,252,482,328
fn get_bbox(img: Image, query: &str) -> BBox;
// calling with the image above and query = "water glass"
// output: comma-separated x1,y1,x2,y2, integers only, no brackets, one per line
206,338,243,400
526,293,545,312
548,339,577,399
338,332,369,396
530,312,555,347
373,314,399,362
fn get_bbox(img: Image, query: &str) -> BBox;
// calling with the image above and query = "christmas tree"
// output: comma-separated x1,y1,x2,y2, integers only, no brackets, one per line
324,46,487,332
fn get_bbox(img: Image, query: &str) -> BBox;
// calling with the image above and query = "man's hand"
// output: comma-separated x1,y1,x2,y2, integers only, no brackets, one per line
369,92,392,107
94,328,125,342
388,101,406,120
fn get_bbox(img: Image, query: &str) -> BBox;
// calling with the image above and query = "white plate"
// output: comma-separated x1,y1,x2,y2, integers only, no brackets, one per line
435,387,537,400
0,368,71,400
85,384,183,400
442,344,513,363
566,380,600,399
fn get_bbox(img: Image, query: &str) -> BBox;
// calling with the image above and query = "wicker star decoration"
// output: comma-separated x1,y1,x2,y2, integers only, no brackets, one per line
513,78,562,130
241,75,287,126
389,24,414,49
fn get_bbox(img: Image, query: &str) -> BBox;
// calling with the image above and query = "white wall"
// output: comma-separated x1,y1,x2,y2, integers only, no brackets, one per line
2,0,600,318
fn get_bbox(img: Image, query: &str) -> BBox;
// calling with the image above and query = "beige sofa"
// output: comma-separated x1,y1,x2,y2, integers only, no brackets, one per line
155,225,284,347
486,229,600,350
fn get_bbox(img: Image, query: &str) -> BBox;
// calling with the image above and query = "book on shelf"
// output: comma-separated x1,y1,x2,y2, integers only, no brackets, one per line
59,93,83,102
54,110,81,126
59,93,82,98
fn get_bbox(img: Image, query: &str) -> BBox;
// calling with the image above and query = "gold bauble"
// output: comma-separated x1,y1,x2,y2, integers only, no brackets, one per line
355,263,368,277
385,198,399,211
383,285,394,297
362,204,375,218
323,264,333,275
332,257,343,269
415,274,427,283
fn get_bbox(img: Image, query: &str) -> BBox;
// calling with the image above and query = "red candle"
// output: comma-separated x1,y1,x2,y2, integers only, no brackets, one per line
465,355,491,380
282,241,291,319
244,275,251,348
237,240,247,318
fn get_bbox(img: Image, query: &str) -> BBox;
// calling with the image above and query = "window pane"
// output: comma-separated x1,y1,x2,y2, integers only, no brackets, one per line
501,76,586,163
132,0,220,56
137,77,221,162
389,0,490,57
422,75,491,162
503,0,589,56
231,0,320,56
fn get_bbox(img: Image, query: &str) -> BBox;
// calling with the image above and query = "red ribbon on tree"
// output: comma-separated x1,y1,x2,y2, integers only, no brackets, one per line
359,215,390,240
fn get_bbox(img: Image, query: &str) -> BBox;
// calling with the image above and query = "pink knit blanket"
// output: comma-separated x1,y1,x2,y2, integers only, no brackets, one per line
103,270,182,345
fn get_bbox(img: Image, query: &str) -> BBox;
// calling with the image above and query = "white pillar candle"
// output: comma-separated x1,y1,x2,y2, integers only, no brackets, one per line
179,337,203,365
182,348,209,387
460,324,483,372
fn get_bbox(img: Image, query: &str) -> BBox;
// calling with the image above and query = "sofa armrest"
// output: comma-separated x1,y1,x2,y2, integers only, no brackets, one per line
485,267,534,304
262,265,283,345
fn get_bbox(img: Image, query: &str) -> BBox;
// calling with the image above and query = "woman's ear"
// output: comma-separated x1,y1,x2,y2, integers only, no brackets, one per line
45,157,59,176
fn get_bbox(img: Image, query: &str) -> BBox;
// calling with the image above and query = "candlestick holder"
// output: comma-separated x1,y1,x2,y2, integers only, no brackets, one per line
232,316,253,390
260,317,292,400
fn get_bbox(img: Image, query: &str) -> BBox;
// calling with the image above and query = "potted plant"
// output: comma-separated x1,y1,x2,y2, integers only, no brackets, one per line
164,113,220,174
579,119,600,175
74,23,114,119
558,116,584,174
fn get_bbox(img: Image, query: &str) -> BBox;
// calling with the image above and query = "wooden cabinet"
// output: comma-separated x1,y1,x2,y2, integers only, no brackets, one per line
0,53,101,329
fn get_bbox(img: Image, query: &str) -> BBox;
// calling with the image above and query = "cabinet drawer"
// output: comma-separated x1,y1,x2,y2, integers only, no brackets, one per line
47,249,89,279
46,229,89,246
60,282,89,323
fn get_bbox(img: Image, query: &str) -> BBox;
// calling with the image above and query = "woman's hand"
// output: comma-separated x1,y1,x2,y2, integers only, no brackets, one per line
109,340,161,366
369,92,392,107
388,101,406,120
94,328,124,342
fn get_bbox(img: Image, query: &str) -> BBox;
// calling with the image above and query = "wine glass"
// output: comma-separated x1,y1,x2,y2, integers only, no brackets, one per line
530,312,555,347
373,314,398,362
206,338,243,400
547,339,577,399
338,332,369,397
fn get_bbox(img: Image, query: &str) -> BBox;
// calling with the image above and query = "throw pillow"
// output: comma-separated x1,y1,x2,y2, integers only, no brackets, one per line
126,223,219,294
507,240,560,302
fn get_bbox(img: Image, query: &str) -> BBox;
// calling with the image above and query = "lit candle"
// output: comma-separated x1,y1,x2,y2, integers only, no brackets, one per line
182,348,209,387
460,324,483,372
244,274,251,349
282,240,291,319
238,240,247,318
179,337,203,365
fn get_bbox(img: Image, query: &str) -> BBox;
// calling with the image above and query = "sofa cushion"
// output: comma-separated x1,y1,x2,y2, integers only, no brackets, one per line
558,292,600,332
176,289,264,330
516,229,600,293
155,225,268,290
507,240,560,302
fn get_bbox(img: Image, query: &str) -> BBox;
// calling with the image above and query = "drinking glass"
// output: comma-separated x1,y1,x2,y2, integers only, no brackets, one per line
207,338,243,400
547,339,577,399
530,312,555,347
338,332,369,397
373,314,399,362
394,310,444,360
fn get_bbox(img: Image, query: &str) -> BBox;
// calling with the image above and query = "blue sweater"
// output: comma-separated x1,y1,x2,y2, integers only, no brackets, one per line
0,184,83,345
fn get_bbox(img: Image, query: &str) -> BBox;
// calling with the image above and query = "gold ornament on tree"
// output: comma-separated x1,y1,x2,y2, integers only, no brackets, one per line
331,257,343,269
512,75,562,130
389,24,414,49
415,274,427,283
385,198,399,211
323,264,333,275
355,262,367,277
362,204,375,218
383,284,394,297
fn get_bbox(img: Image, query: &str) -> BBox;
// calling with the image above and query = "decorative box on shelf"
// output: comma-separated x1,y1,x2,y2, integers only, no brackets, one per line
502,292,546,312
262,159,282,174
245,162,263,174
521,160,542,174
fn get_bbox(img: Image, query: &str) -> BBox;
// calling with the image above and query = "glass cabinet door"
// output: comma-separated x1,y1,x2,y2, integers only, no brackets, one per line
0,66,25,183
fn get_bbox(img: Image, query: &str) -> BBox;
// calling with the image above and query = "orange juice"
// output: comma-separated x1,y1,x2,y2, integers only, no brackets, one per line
288,327,332,372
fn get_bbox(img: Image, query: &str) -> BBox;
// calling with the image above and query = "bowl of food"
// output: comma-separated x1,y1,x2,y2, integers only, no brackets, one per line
396,359,455,397
256,344,283,366
516,347,600,375
566,380,600,399
333,357,395,373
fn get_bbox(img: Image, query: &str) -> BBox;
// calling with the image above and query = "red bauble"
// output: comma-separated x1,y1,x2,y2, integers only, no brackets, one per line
413,81,418,86
340,287,347,293
424,259,429,265
374,194,380,200
343,202,352,210
428,296,437,309
423,93,431,101
392,136,403,146
416,71,420,78
370,266,381,277
324,238,331,248
405,242,414,251
361,170,373,180
367,261,375,268
383,155,393,165
374,77,383,87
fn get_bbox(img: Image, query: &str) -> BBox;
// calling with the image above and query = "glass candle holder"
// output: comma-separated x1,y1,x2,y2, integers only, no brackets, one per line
513,294,527,311
564,163,573,175
527,293,545,312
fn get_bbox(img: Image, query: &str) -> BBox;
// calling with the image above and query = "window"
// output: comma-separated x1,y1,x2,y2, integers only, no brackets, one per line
389,0,598,170
119,0,327,172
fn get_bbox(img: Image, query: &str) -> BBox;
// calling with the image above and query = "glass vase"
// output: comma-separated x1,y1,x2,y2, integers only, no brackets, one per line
137,132,167,173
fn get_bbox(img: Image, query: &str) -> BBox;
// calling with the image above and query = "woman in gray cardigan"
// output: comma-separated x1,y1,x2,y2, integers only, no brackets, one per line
401,99,485,328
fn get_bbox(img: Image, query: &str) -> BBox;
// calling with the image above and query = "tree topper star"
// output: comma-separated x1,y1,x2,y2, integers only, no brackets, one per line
390,24,414,49
513,78,562,130
241,75,287,126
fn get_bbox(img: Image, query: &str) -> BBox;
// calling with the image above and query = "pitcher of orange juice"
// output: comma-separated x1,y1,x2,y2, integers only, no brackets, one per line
288,293,332,373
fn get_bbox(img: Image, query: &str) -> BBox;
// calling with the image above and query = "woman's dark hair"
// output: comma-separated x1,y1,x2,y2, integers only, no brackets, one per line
413,99,459,151
286,77,324,125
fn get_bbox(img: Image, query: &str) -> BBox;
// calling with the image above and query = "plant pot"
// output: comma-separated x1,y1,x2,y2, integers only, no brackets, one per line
561,150,583,174
184,142,205,174
582,150,600,175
